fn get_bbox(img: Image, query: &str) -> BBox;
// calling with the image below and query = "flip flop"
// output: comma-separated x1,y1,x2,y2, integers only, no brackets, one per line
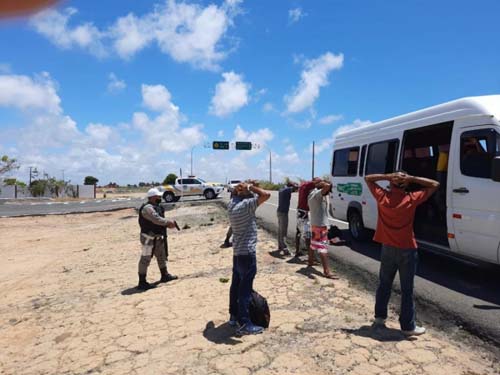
324,273,340,280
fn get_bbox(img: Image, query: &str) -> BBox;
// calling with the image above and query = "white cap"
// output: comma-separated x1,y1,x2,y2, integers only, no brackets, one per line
147,188,162,198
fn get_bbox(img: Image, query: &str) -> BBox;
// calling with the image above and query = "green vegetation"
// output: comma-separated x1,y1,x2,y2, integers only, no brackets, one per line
258,181,285,191
84,176,99,185
163,173,177,185
0,155,19,176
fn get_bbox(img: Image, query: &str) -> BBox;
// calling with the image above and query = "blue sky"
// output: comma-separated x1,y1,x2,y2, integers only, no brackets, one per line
1,0,499,185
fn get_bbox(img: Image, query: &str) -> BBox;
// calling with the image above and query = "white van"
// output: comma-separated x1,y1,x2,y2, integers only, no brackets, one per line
330,95,500,265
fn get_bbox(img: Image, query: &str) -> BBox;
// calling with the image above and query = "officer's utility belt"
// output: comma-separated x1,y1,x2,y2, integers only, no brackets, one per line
141,233,164,240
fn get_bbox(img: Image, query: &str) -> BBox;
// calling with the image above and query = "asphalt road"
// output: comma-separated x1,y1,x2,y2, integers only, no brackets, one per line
0,195,220,217
255,190,500,347
2,191,500,346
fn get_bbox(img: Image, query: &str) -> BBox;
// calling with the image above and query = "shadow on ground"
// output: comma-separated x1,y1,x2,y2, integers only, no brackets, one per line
268,250,287,259
338,229,500,306
120,281,162,296
203,321,242,345
342,324,407,342
296,266,324,280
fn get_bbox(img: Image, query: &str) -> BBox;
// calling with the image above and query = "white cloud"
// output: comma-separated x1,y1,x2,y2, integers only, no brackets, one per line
210,71,250,117
0,72,61,114
85,123,114,147
107,73,126,93
30,7,106,58
217,130,224,137
285,52,344,114
288,7,306,24
141,84,179,114
134,84,204,152
0,72,208,184
31,1,242,70
316,119,372,154
319,114,343,125
335,119,372,135
233,124,273,146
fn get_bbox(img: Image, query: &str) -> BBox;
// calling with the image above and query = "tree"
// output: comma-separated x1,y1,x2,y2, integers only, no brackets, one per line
3,178,17,185
84,176,99,185
163,173,177,185
0,155,19,176
30,179,47,197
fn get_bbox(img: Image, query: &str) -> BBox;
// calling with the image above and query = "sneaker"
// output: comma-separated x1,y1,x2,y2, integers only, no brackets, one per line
228,315,238,327
283,249,291,256
236,323,264,336
402,326,426,336
220,241,232,248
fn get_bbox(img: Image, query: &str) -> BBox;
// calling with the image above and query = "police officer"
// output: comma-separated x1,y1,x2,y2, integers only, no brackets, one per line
137,188,178,290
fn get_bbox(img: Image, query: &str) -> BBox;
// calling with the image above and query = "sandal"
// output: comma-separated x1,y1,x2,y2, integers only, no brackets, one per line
324,273,340,280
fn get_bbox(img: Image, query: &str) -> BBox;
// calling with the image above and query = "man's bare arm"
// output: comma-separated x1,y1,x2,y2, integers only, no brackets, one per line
364,173,395,183
249,184,271,206
407,175,440,195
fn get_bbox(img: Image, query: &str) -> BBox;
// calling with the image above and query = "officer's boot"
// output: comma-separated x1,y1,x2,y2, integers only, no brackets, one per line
159,267,178,283
137,273,156,290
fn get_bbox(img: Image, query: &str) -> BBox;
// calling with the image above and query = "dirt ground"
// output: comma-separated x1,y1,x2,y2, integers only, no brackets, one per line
0,203,498,375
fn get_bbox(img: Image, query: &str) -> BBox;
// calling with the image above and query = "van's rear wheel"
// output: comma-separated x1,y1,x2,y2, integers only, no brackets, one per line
348,209,368,241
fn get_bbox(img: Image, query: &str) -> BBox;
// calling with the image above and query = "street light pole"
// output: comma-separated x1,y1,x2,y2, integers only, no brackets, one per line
312,141,315,179
190,146,195,176
269,149,272,183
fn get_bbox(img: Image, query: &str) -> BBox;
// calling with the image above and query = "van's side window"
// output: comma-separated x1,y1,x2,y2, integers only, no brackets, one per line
332,147,359,176
460,129,500,179
365,140,399,175
359,145,367,176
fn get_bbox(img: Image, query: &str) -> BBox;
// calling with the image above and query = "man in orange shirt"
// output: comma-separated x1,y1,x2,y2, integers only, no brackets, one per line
365,171,439,336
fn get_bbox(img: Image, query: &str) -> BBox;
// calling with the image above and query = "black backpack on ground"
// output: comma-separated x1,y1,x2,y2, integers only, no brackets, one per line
328,225,343,240
249,290,270,328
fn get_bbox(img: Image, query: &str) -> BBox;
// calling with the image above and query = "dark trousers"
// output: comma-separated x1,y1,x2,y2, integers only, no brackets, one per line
277,211,289,250
375,245,418,331
229,254,257,325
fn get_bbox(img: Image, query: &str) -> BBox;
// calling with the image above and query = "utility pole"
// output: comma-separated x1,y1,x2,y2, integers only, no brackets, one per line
269,150,272,183
61,169,65,182
29,166,38,186
312,141,315,179
190,146,195,176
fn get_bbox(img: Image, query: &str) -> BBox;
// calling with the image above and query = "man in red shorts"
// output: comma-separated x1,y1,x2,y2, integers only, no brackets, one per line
307,180,337,279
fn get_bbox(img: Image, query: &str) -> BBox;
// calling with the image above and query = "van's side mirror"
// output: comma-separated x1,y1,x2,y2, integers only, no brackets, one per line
491,157,500,182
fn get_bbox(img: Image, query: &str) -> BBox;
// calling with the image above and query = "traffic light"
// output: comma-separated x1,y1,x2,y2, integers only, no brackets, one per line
212,141,229,150
235,141,252,150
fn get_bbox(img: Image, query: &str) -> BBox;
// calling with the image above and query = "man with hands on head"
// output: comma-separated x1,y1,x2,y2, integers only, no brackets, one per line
365,171,439,336
228,179,270,335
137,188,178,290
307,180,338,279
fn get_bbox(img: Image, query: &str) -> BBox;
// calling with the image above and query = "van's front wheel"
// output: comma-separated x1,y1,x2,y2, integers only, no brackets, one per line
348,209,368,241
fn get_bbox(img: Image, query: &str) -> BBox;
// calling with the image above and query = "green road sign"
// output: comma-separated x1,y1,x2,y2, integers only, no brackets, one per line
213,141,229,150
235,141,252,150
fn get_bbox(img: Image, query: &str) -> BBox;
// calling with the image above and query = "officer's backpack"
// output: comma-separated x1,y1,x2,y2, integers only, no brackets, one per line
249,290,270,328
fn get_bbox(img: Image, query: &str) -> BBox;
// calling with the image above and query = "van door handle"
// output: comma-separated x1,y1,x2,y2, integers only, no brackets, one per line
453,187,469,194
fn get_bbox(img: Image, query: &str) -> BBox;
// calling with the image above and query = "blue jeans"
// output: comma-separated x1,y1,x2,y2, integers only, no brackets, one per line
229,254,257,325
375,245,418,331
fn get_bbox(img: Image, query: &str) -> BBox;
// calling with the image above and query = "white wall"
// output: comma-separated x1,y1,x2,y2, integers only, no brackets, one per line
0,184,95,199
79,185,95,198
0,185,15,199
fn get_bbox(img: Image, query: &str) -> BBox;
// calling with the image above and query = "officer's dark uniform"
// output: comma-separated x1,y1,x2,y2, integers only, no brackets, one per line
137,201,177,290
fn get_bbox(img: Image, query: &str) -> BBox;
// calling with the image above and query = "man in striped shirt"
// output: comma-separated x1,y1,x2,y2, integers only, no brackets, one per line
228,180,270,335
